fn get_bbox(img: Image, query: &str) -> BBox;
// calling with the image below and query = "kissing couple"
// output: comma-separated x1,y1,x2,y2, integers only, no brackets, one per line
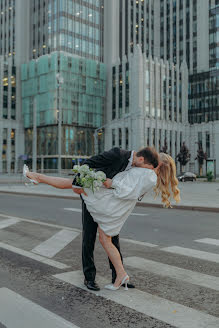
25,146,180,291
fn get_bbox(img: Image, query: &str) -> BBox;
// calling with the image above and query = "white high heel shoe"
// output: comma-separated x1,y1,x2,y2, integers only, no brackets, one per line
23,164,38,185
104,275,129,291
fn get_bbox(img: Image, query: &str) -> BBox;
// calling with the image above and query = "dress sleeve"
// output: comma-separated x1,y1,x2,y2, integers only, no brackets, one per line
111,169,157,200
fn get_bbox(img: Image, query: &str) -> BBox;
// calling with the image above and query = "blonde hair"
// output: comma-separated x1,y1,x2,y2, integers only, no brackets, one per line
154,153,180,208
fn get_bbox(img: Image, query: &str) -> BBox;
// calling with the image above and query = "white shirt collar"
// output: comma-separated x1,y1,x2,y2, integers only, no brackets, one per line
125,150,135,170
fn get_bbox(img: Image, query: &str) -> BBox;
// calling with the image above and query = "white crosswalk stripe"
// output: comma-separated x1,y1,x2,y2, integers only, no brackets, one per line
195,238,219,246
120,238,158,247
0,218,20,229
53,270,219,328
161,246,219,263
124,256,219,291
0,288,78,328
0,242,70,269
32,229,79,258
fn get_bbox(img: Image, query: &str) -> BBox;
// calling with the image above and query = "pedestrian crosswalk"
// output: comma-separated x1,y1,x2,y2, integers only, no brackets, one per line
195,238,219,246
0,214,219,327
53,271,219,328
124,256,219,291
0,288,78,328
32,229,79,258
0,218,20,229
160,245,219,263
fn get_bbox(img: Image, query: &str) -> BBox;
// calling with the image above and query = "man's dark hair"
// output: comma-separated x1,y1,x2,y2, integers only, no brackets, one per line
136,147,159,168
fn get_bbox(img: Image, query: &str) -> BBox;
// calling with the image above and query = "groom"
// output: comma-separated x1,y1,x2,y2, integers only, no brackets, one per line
72,147,159,291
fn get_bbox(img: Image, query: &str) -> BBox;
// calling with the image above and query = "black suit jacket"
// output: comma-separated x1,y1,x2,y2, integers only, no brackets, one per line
73,147,132,185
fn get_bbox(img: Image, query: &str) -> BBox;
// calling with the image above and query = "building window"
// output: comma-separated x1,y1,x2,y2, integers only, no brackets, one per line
206,132,210,158
125,128,129,149
112,129,115,147
119,128,122,147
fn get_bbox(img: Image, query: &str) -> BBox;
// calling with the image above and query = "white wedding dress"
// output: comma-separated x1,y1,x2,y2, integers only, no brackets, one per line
82,167,157,236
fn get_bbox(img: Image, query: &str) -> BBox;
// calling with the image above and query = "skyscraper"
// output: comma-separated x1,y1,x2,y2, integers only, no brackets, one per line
29,0,104,61
104,0,218,175
1,0,218,176
20,0,106,172
0,0,30,173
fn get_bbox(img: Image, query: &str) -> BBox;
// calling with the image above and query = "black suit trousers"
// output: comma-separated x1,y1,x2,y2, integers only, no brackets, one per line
82,199,123,282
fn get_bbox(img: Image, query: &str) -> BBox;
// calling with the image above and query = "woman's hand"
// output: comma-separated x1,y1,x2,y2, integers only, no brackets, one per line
103,178,112,189
72,187,88,196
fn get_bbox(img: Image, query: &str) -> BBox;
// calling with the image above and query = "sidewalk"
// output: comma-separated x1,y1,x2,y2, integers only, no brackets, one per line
0,174,218,212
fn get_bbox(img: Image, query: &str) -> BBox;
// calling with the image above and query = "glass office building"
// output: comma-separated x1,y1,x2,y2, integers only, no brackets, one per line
30,0,104,62
21,52,106,170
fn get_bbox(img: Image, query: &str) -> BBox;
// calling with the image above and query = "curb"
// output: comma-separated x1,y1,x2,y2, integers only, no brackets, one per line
0,190,219,213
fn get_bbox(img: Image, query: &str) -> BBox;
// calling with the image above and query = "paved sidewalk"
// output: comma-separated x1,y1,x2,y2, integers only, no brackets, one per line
0,174,218,212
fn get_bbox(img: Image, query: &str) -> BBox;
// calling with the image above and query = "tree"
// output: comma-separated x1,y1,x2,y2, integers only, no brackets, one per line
176,142,190,173
195,142,207,176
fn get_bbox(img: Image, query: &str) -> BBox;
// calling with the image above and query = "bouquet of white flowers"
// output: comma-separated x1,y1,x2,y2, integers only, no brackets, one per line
72,164,106,192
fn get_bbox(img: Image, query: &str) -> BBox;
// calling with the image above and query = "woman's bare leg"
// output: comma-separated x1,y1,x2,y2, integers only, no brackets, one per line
98,227,127,287
26,172,73,189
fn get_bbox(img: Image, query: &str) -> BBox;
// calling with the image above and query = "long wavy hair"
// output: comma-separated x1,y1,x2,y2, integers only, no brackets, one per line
154,153,180,208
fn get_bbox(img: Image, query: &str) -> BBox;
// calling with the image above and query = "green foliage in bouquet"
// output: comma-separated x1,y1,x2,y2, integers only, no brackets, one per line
72,165,106,192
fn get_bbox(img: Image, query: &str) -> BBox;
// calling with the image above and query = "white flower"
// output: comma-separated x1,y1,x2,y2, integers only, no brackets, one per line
96,171,106,181
73,165,80,172
78,164,90,174
93,180,100,187
88,171,96,178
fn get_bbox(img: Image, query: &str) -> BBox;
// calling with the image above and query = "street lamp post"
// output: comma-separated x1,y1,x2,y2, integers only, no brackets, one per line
32,96,37,172
94,126,105,155
56,73,64,174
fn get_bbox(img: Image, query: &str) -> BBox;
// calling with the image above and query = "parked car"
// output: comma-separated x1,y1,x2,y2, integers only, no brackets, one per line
178,172,197,182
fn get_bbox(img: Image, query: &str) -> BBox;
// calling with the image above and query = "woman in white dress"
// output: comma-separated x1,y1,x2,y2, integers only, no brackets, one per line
25,153,180,291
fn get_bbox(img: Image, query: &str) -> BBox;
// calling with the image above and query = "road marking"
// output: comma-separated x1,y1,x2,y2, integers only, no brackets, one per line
64,208,82,213
0,288,78,328
63,208,149,217
32,229,79,258
0,213,81,233
195,238,219,247
0,242,70,269
161,246,219,263
0,218,20,229
54,270,219,328
0,213,157,248
124,256,219,291
120,238,157,247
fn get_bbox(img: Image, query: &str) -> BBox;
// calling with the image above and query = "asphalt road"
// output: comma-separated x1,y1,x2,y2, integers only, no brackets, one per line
0,194,218,328
0,193,219,248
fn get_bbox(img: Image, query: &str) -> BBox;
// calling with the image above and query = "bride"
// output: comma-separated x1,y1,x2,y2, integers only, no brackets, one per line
25,152,180,291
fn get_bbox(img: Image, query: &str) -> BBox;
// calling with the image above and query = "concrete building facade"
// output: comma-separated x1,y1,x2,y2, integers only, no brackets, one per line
0,0,29,173
104,0,219,176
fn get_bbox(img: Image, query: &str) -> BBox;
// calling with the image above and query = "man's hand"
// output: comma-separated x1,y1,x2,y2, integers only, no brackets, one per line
72,187,88,196
103,178,112,189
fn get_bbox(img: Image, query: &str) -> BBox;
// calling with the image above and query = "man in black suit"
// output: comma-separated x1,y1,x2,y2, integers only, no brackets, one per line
72,147,159,291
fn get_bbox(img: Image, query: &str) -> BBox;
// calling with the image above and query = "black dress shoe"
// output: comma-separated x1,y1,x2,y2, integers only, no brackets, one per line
84,280,100,291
